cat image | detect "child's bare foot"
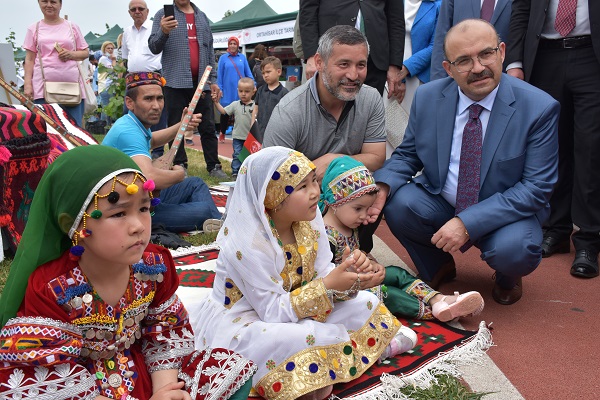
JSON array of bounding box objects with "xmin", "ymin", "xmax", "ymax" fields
[{"xmin": 430, "ymin": 291, "xmax": 484, "ymax": 322}]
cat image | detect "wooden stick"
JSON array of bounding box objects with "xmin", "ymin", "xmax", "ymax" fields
[
  {"xmin": 153, "ymin": 66, "xmax": 212, "ymax": 170},
  {"xmin": 0, "ymin": 75, "xmax": 85, "ymax": 147}
]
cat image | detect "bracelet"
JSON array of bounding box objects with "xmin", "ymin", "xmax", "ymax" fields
[{"xmin": 326, "ymin": 275, "xmax": 361, "ymax": 302}]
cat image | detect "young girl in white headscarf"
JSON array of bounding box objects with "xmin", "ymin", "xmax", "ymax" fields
[{"xmin": 193, "ymin": 147, "xmax": 417, "ymax": 400}]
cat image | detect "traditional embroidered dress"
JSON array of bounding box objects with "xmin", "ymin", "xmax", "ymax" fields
[
  {"xmin": 0, "ymin": 146, "xmax": 255, "ymax": 399},
  {"xmin": 321, "ymin": 156, "xmax": 439, "ymax": 320},
  {"xmin": 192, "ymin": 147, "xmax": 402, "ymax": 400}
]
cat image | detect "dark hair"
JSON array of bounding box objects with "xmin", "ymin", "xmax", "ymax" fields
[
  {"xmin": 125, "ymin": 86, "xmax": 140, "ymax": 101},
  {"xmin": 316, "ymin": 25, "xmax": 369, "ymax": 64},
  {"xmin": 250, "ymin": 44, "xmax": 268, "ymax": 60},
  {"xmin": 261, "ymin": 56, "xmax": 282, "ymax": 71}
]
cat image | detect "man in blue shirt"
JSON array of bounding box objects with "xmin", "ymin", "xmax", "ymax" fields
[{"xmin": 103, "ymin": 71, "xmax": 222, "ymax": 234}]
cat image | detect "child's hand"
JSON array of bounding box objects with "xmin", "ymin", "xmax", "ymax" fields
[
  {"xmin": 149, "ymin": 381, "xmax": 191, "ymax": 400},
  {"xmin": 211, "ymin": 92, "xmax": 219, "ymax": 103},
  {"xmin": 324, "ymin": 247, "xmax": 372, "ymax": 291}
]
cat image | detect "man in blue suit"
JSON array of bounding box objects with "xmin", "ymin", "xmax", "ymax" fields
[
  {"xmin": 370, "ymin": 20, "xmax": 560, "ymax": 305},
  {"xmin": 430, "ymin": 0, "xmax": 511, "ymax": 80}
]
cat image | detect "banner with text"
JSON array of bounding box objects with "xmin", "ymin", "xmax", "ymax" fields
[{"xmin": 213, "ymin": 20, "xmax": 295, "ymax": 48}]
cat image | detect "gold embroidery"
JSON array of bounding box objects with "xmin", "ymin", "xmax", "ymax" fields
[
  {"xmin": 255, "ymin": 303, "xmax": 401, "ymax": 400},
  {"xmin": 224, "ymin": 278, "xmax": 243, "ymax": 309},
  {"xmin": 290, "ymin": 279, "xmax": 332, "ymax": 321}
]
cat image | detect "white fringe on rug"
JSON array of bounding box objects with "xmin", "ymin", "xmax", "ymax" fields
[
  {"xmin": 169, "ymin": 243, "xmax": 220, "ymax": 258},
  {"xmin": 330, "ymin": 321, "xmax": 493, "ymax": 399}
]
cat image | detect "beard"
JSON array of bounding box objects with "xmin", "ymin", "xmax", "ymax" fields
[{"xmin": 321, "ymin": 68, "xmax": 363, "ymax": 101}]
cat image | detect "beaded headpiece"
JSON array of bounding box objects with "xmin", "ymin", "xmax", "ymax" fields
[
  {"xmin": 68, "ymin": 168, "xmax": 160, "ymax": 260},
  {"xmin": 319, "ymin": 156, "xmax": 378, "ymax": 212},
  {"xmin": 125, "ymin": 71, "xmax": 166, "ymax": 90},
  {"xmin": 264, "ymin": 150, "xmax": 316, "ymax": 209}
]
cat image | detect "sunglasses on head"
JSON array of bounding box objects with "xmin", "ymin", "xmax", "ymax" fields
[{"xmin": 129, "ymin": 7, "xmax": 146, "ymax": 12}]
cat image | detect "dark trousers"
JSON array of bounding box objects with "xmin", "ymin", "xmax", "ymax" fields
[
  {"xmin": 530, "ymin": 44, "xmax": 600, "ymax": 253},
  {"xmin": 385, "ymin": 183, "xmax": 543, "ymax": 288},
  {"xmin": 364, "ymin": 57, "xmax": 387, "ymax": 96},
  {"xmin": 163, "ymin": 85, "xmax": 221, "ymax": 172}
]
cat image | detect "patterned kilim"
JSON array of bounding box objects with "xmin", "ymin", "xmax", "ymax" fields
[{"xmin": 174, "ymin": 248, "xmax": 478, "ymax": 399}]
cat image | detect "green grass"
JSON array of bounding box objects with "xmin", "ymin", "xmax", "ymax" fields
[
  {"xmin": 0, "ymin": 145, "xmax": 229, "ymax": 296},
  {"xmin": 398, "ymin": 374, "xmax": 492, "ymax": 399}
]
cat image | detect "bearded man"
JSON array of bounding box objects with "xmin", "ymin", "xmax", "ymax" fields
[{"xmin": 263, "ymin": 25, "xmax": 385, "ymax": 182}]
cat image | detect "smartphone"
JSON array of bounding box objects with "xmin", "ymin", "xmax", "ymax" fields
[
  {"xmin": 164, "ymin": 4, "xmax": 175, "ymax": 18},
  {"xmin": 54, "ymin": 42, "xmax": 63, "ymax": 52}
]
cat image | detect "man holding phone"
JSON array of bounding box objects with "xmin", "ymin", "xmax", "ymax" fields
[{"xmin": 149, "ymin": 1, "xmax": 227, "ymax": 179}]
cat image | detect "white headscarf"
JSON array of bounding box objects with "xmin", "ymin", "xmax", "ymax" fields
[{"xmin": 217, "ymin": 146, "xmax": 335, "ymax": 292}]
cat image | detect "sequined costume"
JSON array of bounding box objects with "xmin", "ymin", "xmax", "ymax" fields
[
  {"xmin": 192, "ymin": 147, "xmax": 402, "ymax": 400},
  {"xmin": 0, "ymin": 146, "xmax": 254, "ymax": 400},
  {"xmin": 325, "ymin": 224, "xmax": 439, "ymax": 319},
  {"xmin": 0, "ymin": 244, "xmax": 254, "ymax": 399}
]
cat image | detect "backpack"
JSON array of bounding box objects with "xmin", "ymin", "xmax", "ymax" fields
[{"xmin": 252, "ymin": 59, "xmax": 265, "ymax": 87}]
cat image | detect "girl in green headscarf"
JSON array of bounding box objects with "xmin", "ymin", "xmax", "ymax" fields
[{"xmin": 0, "ymin": 145, "xmax": 254, "ymax": 400}]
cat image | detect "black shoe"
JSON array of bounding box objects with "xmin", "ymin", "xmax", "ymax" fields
[
  {"xmin": 420, "ymin": 260, "xmax": 456, "ymax": 290},
  {"xmin": 492, "ymin": 277, "xmax": 523, "ymax": 305},
  {"xmin": 570, "ymin": 249, "xmax": 599, "ymax": 278},
  {"xmin": 541, "ymin": 235, "xmax": 570, "ymax": 258}
]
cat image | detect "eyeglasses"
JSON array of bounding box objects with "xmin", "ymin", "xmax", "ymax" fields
[
  {"xmin": 129, "ymin": 7, "xmax": 146, "ymax": 12},
  {"xmin": 447, "ymin": 47, "xmax": 500, "ymax": 73}
]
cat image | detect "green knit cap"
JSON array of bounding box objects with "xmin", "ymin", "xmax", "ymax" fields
[{"xmin": 0, "ymin": 146, "xmax": 142, "ymax": 327}]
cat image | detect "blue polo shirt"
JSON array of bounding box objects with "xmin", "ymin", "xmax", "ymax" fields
[{"xmin": 103, "ymin": 111, "xmax": 153, "ymax": 159}]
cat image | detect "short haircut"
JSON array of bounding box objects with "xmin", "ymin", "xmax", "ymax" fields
[
  {"xmin": 443, "ymin": 19, "xmax": 501, "ymax": 60},
  {"xmin": 261, "ymin": 56, "xmax": 282, "ymax": 71},
  {"xmin": 316, "ymin": 25, "xmax": 370, "ymax": 64},
  {"xmin": 238, "ymin": 77, "xmax": 255, "ymax": 88},
  {"xmin": 125, "ymin": 86, "xmax": 140, "ymax": 101}
]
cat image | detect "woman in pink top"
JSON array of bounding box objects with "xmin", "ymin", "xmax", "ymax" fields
[{"xmin": 23, "ymin": 0, "xmax": 89, "ymax": 126}]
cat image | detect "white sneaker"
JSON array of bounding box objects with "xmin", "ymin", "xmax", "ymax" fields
[
  {"xmin": 202, "ymin": 218, "xmax": 222, "ymax": 233},
  {"xmin": 379, "ymin": 325, "xmax": 418, "ymax": 361}
]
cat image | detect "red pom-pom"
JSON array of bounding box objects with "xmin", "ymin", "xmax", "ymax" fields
[{"xmin": 143, "ymin": 180, "xmax": 156, "ymax": 192}]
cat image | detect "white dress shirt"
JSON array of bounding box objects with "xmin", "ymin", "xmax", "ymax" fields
[{"xmin": 122, "ymin": 19, "xmax": 162, "ymax": 72}]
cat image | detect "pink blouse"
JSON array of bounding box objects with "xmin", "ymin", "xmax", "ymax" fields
[{"xmin": 23, "ymin": 19, "xmax": 88, "ymax": 100}]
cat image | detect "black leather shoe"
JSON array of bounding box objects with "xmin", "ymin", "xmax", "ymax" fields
[
  {"xmin": 541, "ymin": 235, "xmax": 570, "ymax": 258},
  {"xmin": 492, "ymin": 277, "xmax": 522, "ymax": 305},
  {"xmin": 570, "ymin": 249, "xmax": 599, "ymax": 278},
  {"xmin": 420, "ymin": 260, "xmax": 456, "ymax": 290}
]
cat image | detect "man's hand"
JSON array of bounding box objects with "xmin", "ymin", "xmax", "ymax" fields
[
  {"xmin": 179, "ymin": 107, "xmax": 202, "ymax": 132},
  {"xmin": 312, "ymin": 153, "xmax": 339, "ymax": 183},
  {"xmin": 305, "ymin": 56, "xmax": 317, "ymax": 80},
  {"xmin": 365, "ymin": 183, "xmax": 389, "ymax": 224},
  {"xmin": 507, "ymin": 68, "xmax": 524, "ymax": 80},
  {"xmin": 161, "ymin": 15, "xmax": 178, "ymax": 35},
  {"xmin": 386, "ymin": 64, "xmax": 405, "ymax": 99},
  {"xmin": 210, "ymin": 83, "xmax": 221, "ymax": 100},
  {"xmin": 431, "ymin": 217, "xmax": 469, "ymax": 253}
]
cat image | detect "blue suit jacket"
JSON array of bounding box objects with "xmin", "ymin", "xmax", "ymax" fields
[
  {"xmin": 430, "ymin": 0, "xmax": 512, "ymax": 80},
  {"xmin": 374, "ymin": 74, "xmax": 560, "ymax": 241},
  {"xmin": 403, "ymin": 0, "xmax": 441, "ymax": 83}
]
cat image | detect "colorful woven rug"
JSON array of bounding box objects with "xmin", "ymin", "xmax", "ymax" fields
[{"xmin": 173, "ymin": 247, "xmax": 492, "ymax": 399}]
